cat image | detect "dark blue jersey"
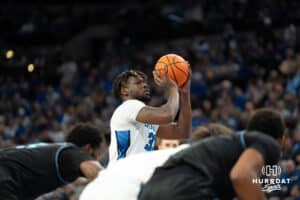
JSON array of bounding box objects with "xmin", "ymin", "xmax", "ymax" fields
[
  {"xmin": 140, "ymin": 131, "xmax": 281, "ymax": 200},
  {"xmin": 0, "ymin": 143, "xmax": 93, "ymax": 200}
]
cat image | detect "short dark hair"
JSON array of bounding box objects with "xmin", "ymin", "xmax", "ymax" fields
[
  {"xmin": 247, "ymin": 108, "xmax": 285, "ymax": 139},
  {"xmin": 66, "ymin": 123, "xmax": 103, "ymax": 149},
  {"xmin": 113, "ymin": 70, "xmax": 147, "ymax": 100}
]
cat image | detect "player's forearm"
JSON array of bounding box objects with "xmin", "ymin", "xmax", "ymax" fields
[
  {"xmin": 176, "ymin": 92, "xmax": 192, "ymax": 138},
  {"xmin": 163, "ymin": 87, "xmax": 179, "ymax": 121},
  {"xmin": 80, "ymin": 161, "xmax": 103, "ymax": 181},
  {"xmin": 231, "ymin": 175, "xmax": 266, "ymax": 200}
]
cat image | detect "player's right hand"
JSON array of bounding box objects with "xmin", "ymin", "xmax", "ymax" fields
[{"xmin": 153, "ymin": 69, "xmax": 177, "ymax": 91}]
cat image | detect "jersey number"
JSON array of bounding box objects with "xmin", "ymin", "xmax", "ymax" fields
[{"xmin": 144, "ymin": 132, "xmax": 156, "ymax": 151}]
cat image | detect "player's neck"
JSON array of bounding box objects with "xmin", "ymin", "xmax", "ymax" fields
[{"xmin": 122, "ymin": 96, "xmax": 135, "ymax": 101}]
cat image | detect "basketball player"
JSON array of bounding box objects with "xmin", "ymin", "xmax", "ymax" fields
[
  {"xmin": 139, "ymin": 108, "xmax": 286, "ymax": 200},
  {"xmin": 79, "ymin": 124, "xmax": 232, "ymax": 200},
  {"xmin": 0, "ymin": 123, "xmax": 105, "ymax": 200},
  {"xmin": 109, "ymin": 69, "xmax": 192, "ymax": 163}
]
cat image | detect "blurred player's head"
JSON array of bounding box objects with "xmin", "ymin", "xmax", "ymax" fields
[
  {"xmin": 66, "ymin": 123, "xmax": 105, "ymax": 161},
  {"xmin": 190, "ymin": 123, "xmax": 233, "ymax": 143},
  {"xmin": 247, "ymin": 108, "xmax": 285, "ymax": 140},
  {"xmin": 157, "ymin": 139, "xmax": 180, "ymax": 150},
  {"xmin": 113, "ymin": 70, "xmax": 150, "ymax": 102}
]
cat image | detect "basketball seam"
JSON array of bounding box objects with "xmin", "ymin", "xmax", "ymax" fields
[
  {"xmin": 157, "ymin": 61, "xmax": 169, "ymax": 66},
  {"xmin": 173, "ymin": 63, "xmax": 189, "ymax": 77},
  {"xmin": 169, "ymin": 55, "xmax": 178, "ymax": 85}
]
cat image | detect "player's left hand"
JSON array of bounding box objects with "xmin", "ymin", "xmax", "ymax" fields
[{"xmin": 179, "ymin": 63, "xmax": 191, "ymax": 94}]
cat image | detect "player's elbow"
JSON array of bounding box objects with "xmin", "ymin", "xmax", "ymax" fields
[
  {"xmin": 230, "ymin": 170, "xmax": 239, "ymax": 183},
  {"xmin": 230, "ymin": 168, "xmax": 253, "ymax": 186},
  {"xmin": 230, "ymin": 169, "xmax": 245, "ymax": 185},
  {"xmin": 160, "ymin": 112, "xmax": 174, "ymax": 124},
  {"xmin": 80, "ymin": 161, "xmax": 102, "ymax": 181}
]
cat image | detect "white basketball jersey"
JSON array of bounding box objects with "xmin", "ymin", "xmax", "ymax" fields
[
  {"xmin": 109, "ymin": 99, "xmax": 159, "ymax": 164},
  {"xmin": 80, "ymin": 145, "xmax": 189, "ymax": 200}
]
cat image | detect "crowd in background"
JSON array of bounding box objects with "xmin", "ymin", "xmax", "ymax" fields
[
  {"xmin": 0, "ymin": 24, "xmax": 299, "ymax": 199},
  {"xmin": 1, "ymin": 1, "xmax": 300, "ymax": 199}
]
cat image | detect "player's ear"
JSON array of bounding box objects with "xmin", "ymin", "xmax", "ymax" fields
[
  {"xmin": 81, "ymin": 144, "xmax": 93, "ymax": 154},
  {"xmin": 121, "ymin": 87, "xmax": 129, "ymax": 97}
]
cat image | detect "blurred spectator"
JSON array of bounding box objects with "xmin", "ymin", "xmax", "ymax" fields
[
  {"xmin": 157, "ymin": 139, "xmax": 180, "ymax": 150},
  {"xmin": 280, "ymin": 160, "xmax": 300, "ymax": 197}
]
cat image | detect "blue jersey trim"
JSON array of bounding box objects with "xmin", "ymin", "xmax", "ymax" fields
[
  {"xmin": 115, "ymin": 130, "xmax": 130, "ymax": 159},
  {"xmin": 55, "ymin": 144, "xmax": 71, "ymax": 185},
  {"xmin": 239, "ymin": 131, "xmax": 247, "ymax": 149}
]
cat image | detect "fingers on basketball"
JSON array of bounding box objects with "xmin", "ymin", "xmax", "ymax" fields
[{"xmin": 155, "ymin": 54, "xmax": 189, "ymax": 87}]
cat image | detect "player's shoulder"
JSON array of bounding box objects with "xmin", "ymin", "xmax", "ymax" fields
[
  {"xmin": 115, "ymin": 99, "xmax": 145, "ymax": 112},
  {"xmin": 123, "ymin": 99, "xmax": 145, "ymax": 106},
  {"xmin": 245, "ymin": 131, "xmax": 275, "ymax": 140},
  {"xmin": 244, "ymin": 131, "xmax": 280, "ymax": 147}
]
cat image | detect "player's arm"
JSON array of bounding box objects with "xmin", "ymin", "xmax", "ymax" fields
[
  {"xmin": 80, "ymin": 160, "xmax": 103, "ymax": 181},
  {"xmin": 230, "ymin": 148, "xmax": 266, "ymax": 200},
  {"xmin": 156, "ymin": 72, "xmax": 192, "ymax": 139},
  {"xmin": 136, "ymin": 70, "xmax": 179, "ymax": 124},
  {"xmin": 60, "ymin": 147, "xmax": 103, "ymax": 182}
]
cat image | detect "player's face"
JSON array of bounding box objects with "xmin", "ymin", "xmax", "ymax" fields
[
  {"xmin": 126, "ymin": 75, "xmax": 151, "ymax": 102},
  {"xmin": 158, "ymin": 139, "xmax": 180, "ymax": 150}
]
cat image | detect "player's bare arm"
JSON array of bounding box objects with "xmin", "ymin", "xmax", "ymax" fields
[
  {"xmin": 80, "ymin": 160, "xmax": 103, "ymax": 181},
  {"xmin": 230, "ymin": 148, "xmax": 266, "ymax": 200},
  {"xmin": 136, "ymin": 70, "xmax": 179, "ymax": 124},
  {"xmin": 156, "ymin": 68, "xmax": 192, "ymax": 139}
]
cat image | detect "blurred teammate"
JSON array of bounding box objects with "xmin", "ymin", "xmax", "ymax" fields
[
  {"xmin": 0, "ymin": 123, "xmax": 105, "ymax": 200},
  {"xmin": 139, "ymin": 108, "xmax": 286, "ymax": 200},
  {"xmin": 109, "ymin": 69, "xmax": 192, "ymax": 163},
  {"xmin": 80, "ymin": 123, "xmax": 231, "ymax": 200}
]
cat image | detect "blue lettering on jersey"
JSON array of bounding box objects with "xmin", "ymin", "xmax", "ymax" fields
[
  {"xmin": 144, "ymin": 132, "xmax": 156, "ymax": 151},
  {"xmin": 144, "ymin": 124, "xmax": 156, "ymax": 132},
  {"xmin": 144, "ymin": 124, "xmax": 157, "ymax": 151},
  {"xmin": 115, "ymin": 130, "xmax": 130, "ymax": 159}
]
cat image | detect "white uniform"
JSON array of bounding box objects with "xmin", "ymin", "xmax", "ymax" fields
[
  {"xmin": 80, "ymin": 145, "xmax": 189, "ymax": 200},
  {"xmin": 109, "ymin": 99, "xmax": 159, "ymax": 164}
]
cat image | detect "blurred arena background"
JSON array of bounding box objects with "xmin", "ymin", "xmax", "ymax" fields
[{"xmin": 1, "ymin": 0, "xmax": 300, "ymax": 199}]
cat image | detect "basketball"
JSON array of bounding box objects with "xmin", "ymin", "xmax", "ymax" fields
[{"xmin": 155, "ymin": 54, "xmax": 189, "ymax": 87}]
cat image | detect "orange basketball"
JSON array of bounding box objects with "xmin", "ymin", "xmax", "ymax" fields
[{"xmin": 155, "ymin": 54, "xmax": 189, "ymax": 87}]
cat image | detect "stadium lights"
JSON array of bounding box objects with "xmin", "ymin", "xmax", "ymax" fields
[
  {"xmin": 27, "ymin": 64, "xmax": 34, "ymax": 72},
  {"xmin": 6, "ymin": 50, "xmax": 14, "ymax": 59}
]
